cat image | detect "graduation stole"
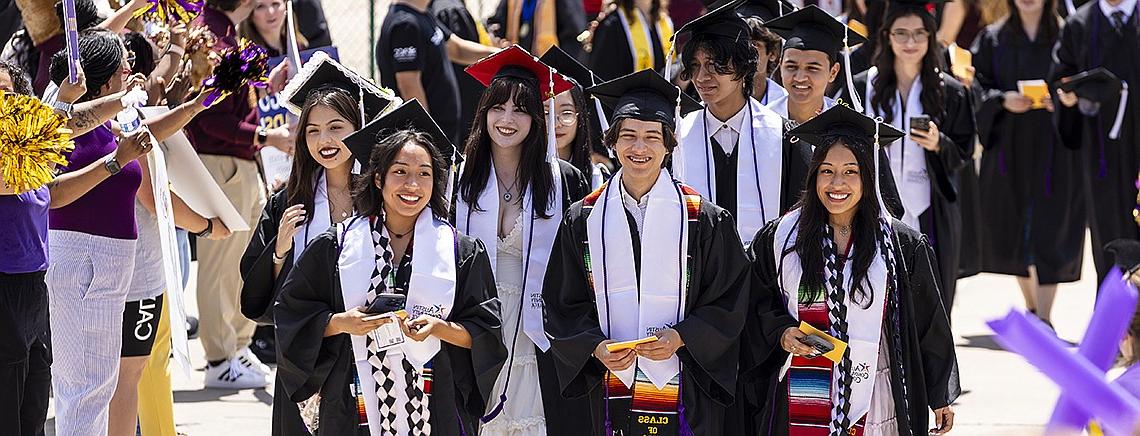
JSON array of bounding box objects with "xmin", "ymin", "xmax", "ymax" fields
[
  {"xmin": 675, "ymin": 99, "xmax": 783, "ymax": 244},
  {"xmin": 773, "ymin": 208, "xmax": 896, "ymax": 436},
  {"xmin": 581, "ymin": 170, "xmax": 701, "ymax": 435},
  {"xmin": 862, "ymin": 67, "xmax": 930, "ymax": 230},
  {"xmin": 336, "ymin": 211, "xmax": 457, "ymax": 436},
  {"xmin": 506, "ymin": 0, "xmax": 557, "ymax": 54},
  {"xmin": 616, "ymin": 7, "xmax": 673, "ymax": 71},
  {"xmin": 292, "ymin": 171, "xmax": 333, "ymax": 265}
]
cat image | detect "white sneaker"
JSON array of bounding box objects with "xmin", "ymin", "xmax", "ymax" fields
[
  {"xmin": 236, "ymin": 347, "xmax": 273, "ymax": 378},
  {"xmin": 204, "ymin": 358, "xmax": 270, "ymax": 390}
]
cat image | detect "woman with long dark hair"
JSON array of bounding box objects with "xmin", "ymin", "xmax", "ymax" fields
[
  {"xmin": 240, "ymin": 54, "xmax": 396, "ymax": 434},
  {"xmin": 743, "ymin": 105, "xmax": 959, "ymax": 436},
  {"xmin": 587, "ymin": 0, "xmax": 674, "ymax": 81},
  {"xmin": 971, "ymin": 0, "xmax": 1082, "ymax": 326},
  {"xmin": 275, "ymin": 102, "xmax": 506, "ymax": 435},
  {"xmin": 835, "ymin": 0, "xmax": 977, "ymax": 313},
  {"xmin": 540, "ymin": 46, "xmax": 612, "ymax": 190},
  {"xmin": 456, "ymin": 46, "xmax": 590, "ymax": 435},
  {"xmin": 238, "ymin": 0, "xmax": 308, "ymax": 57}
]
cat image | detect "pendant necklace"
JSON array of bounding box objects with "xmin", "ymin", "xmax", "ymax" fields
[
  {"xmin": 838, "ymin": 225, "xmax": 850, "ymax": 236},
  {"xmin": 495, "ymin": 169, "xmax": 521, "ymax": 203},
  {"xmin": 388, "ymin": 226, "xmax": 413, "ymax": 239}
]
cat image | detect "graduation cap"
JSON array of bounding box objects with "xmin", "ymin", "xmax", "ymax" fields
[
  {"xmin": 885, "ymin": 0, "xmax": 948, "ymax": 17},
  {"xmin": 1055, "ymin": 67, "xmax": 1130, "ymax": 140},
  {"xmin": 676, "ymin": 0, "xmax": 751, "ymax": 41},
  {"xmin": 1106, "ymin": 239, "xmax": 1140, "ymax": 275},
  {"xmin": 788, "ymin": 104, "xmax": 905, "ymax": 213},
  {"xmin": 343, "ymin": 99, "xmax": 461, "ymax": 170},
  {"xmin": 736, "ymin": 0, "xmax": 797, "ymax": 21},
  {"xmin": 539, "ymin": 46, "xmax": 601, "ymax": 88},
  {"xmin": 279, "ymin": 51, "xmax": 397, "ymax": 123},
  {"xmin": 464, "ymin": 44, "xmax": 573, "ymax": 100},
  {"xmin": 587, "ymin": 69, "xmax": 702, "ymax": 131},
  {"xmin": 764, "ymin": 5, "xmax": 868, "ymax": 111}
]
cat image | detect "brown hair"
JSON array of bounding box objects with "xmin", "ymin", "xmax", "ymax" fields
[
  {"xmin": 285, "ymin": 88, "xmax": 363, "ymax": 223},
  {"xmin": 354, "ymin": 130, "xmax": 451, "ymax": 221},
  {"xmin": 602, "ymin": 118, "xmax": 679, "ymax": 168}
]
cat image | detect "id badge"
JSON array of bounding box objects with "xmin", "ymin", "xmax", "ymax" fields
[{"xmin": 368, "ymin": 314, "xmax": 405, "ymax": 352}]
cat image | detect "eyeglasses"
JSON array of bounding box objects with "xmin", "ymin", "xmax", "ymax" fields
[
  {"xmin": 543, "ymin": 109, "xmax": 578, "ymax": 125},
  {"xmin": 889, "ymin": 29, "xmax": 931, "ymax": 43}
]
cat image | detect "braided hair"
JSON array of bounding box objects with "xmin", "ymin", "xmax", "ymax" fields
[
  {"xmin": 0, "ymin": 61, "xmax": 34, "ymax": 96},
  {"xmin": 49, "ymin": 28, "xmax": 125, "ymax": 103},
  {"xmin": 53, "ymin": 0, "xmax": 104, "ymax": 32}
]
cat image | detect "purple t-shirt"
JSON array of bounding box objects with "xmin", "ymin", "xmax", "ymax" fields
[
  {"xmin": 48, "ymin": 124, "xmax": 143, "ymax": 240},
  {"xmin": 0, "ymin": 187, "xmax": 50, "ymax": 273}
]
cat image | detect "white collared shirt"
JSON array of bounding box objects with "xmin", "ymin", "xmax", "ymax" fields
[
  {"xmin": 620, "ymin": 181, "xmax": 650, "ymax": 236},
  {"xmin": 706, "ymin": 103, "xmax": 749, "ymax": 155},
  {"xmin": 1101, "ymin": 0, "xmax": 1136, "ymax": 21}
]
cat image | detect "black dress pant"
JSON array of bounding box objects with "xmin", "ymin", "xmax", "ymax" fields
[{"xmin": 0, "ymin": 271, "xmax": 52, "ymax": 436}]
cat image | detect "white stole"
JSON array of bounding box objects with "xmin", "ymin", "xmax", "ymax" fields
[
  {"xmin": 760, "ymin": 78, "xmax": 788, "ymax": 106},
  {"xmin": 585, "ymin": 170, "xmax": 689, "ymax": 389},
  {"xmin": 454, "ymin": 160, "xmax": 563, "ymax": 351},
  {"xmin": 767, "ymin": 94, "xmax": 837, "ymax": 123},
  {"xmin": 863, "ymin": 67, "xmax": 931, "ymax": 229},
  {"xmin": 772, "ymin": 208, "xmax": 889, "ymax": 428},
  {"xmin": 674, "ymin": 98, "xmax": 783, "ymax": 244},
  {"xmin": 337, "ymin": 211, "xmax": 457, "ymax": 435},
  {"xmin": 292, "ymin": 172, "xmax": 332, "ymax": 265}
]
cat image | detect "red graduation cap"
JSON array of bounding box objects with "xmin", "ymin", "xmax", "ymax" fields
[{"xmin": 464, "ymin": 44, "xmax": 574, "ymax": 100}]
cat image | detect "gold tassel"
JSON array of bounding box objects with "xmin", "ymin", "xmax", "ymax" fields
[{"xmin": 0, "ymin": 93, "xmax": 74, "ymax": 193}]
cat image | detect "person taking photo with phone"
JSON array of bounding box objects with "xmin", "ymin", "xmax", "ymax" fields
[{"xmin": 834, "ymin": 0, "xmax": 978, "ymax": 314}]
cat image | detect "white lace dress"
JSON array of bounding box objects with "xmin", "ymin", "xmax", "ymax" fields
[
  {"xmin": 863, "ymin": 333, "xmax": 899, "ymax": 435},
  {"xmin": 481, "ymin": 214, "xmax": 547, "ymax": 435}
]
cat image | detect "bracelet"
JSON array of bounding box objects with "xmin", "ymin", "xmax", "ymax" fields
[{"xmin": 272, "ymin": 250, "xmax": 288, "ymax": 265}]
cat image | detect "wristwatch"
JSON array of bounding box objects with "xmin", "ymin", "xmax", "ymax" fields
[
  {"xmin": 256, "ymin": 126, "xmax": 269, "ymax": 145},
  {"xmin": 103, "ymin": 155, "xmax": 122, "ymax": 176},
  {"xmin": 52, "ymin": 100, "xmax": 74, "ymax": 118},
  {"xmin": 194, "ymin": 218, "xmax": 214, "ymax": 238}
]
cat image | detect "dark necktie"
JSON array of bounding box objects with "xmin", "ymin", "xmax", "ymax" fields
[{"xmin": 1112, "ymin": 10, "xmax": 1127, "ymax": 34}]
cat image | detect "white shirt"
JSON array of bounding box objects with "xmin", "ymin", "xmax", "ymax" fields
[
  {"xmin": 620, "ymin": 181, "xmax": 650, "ymax": 235},
  {"xmin": 706, "ymin": 103, "xmax": 749, "ymax": 155},
  {"xmin": 1101, "ymin": 0, "xmax": 1136, "ymax": 21}
]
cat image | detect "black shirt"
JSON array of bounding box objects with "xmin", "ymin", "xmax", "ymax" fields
[
  {"xmin": 377, "ymin": 3, "xmax": 462, "ymax": 144},
  {"xmin": 431, "ymin": 0, "xmax": 484, "ymax": 139}
]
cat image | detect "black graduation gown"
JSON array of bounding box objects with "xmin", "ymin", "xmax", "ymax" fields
[
  {"xmin": 1049, "ymin": 1, "xmax": 1140, "ymax": 284},
  {"xmin": 837, "ymin": 72, "xmax": 977, "ymax": 312},
  {"xmin": 274, "ymin": 229, "xmax": 507, "ymax": 435},
  {"xmin": 972, "ymin": 23, "xmax": 1086, "ymax": 284},
  {"xmin": 588, "ymin": 9, "xmax": 667, "ymax": 81},
  {"xmin": 432, "ymin": 0, "xmax": 487, "ymax": 138},
  {"xmin": 542, "ymin": 188, "xmax": 751, "ymax": 435},
  {"xmin": 705, "ymin": 128, "xmax": 813, "ymax": 226},
  {"xmin": 734, "ymin": 217, "xmax": 961, "ymax": 436},
  {"xmin": 488, "ymin": 0, "xmax": 588, "ymax": 58}
]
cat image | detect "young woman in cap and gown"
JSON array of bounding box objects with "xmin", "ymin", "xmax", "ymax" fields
[
  {"xmin": 539, "ymin": 46, "xmax": 614, "ymax": 190},
  {"xmin": 456, "ymin": 46, "xmax": 592, "ymax": 435},
  {"xmin": 543, "ymin": 69, "xmax": 752, "ymax": 435},
  {"xmin": 587, "ymin": 0, "xmax": 674, "ymax": 81},
  {"xmin": 671, "ymin": 0, "xmax": 812, "ymax": 246},
  {"xmin": 273, "ymin": 101, "xmax": 507, "ymax": 435},
  {"xmin": 240, "ymin": 53, "xmax": 398, "ymax": 436},
  {"xmin": 743, "ymin": 104, "xmax": 959, "ymax": 436},
  {"xmin": 834, "ymin": 0, "xmax": 978, "ymax": 313},
  {"xmin": 971, "ymin": 0, "xmax": 1084, "ymax": 326}
]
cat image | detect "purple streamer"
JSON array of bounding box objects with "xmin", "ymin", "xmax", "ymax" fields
[
  {"xmin": 62, "ymin": 0, "xmax": 79, "ymax": 84},
  {"xmin": 1049, "ymin": 267, "xmax": 1139, "ymax": 432},
  {"xmin": 988, "ymin": 310, "xmax": 1140, "ymax": 435}
]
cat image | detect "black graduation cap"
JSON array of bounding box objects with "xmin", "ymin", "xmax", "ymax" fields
[
  {"xmin": 1055, "ymin": 67, "xmax": 1124, "ymax": 100},
  {"xmin": 736, "ymin": 0, "xmax": 797, "ymax": 21},
  {"xmin": 587, "ymin": 69, "xmax": 703, "ymax": 130},
  {"xmin": 465, "ymin": 45, "xmax": 573, "ymax": 99},
  {"xmin": 1106, "ymin": 239, "xmax": 1140, "ymax": 274},
  {"xmin": 885, "ymin": 0, "xmax": 948, "ymax": 17},
  {"xmin": 763, "ymin": 5, "xmax": 867, "ymax": 57},
  {"xmin": 539, "ymin": 45, "xmax": 601, "ymax": 88},
  {"xmin": 343, "ymin": 99, "xmax": 461, "ymax": 169},
  {"xmin": 676, "ymin": 0, "xmax": 751, "ymax": 41},
  {"xmin": 786, "ymin": 103, "xmax": 905, "ymax": 148},
  {"xmin": 280, "ymin": 51, "xmax": 396, "ymax": 122}
]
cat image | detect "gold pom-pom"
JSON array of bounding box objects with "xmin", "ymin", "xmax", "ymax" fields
[{"xmin": 0, "ymin": 93, "xmax": 74, "ymax": 193}]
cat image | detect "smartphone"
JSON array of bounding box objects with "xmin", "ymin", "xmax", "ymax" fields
[
  {"xmin": 909, "ymin": 115, "xmax": 931, "ymax": 132},
  {"xmin": 365, "ymin": 293, "xmax": 406, "ymax": 315},
  {"xmin": 798, "ymin": 335, "xmax": 835, "ymax": 355}
]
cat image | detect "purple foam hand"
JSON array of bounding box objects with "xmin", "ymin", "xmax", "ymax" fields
[
  {"xmin": 1050, "ymin": 267, "xmax": 1139, "ymax": 432},
  {"xmin": 988, "ymin": 310, "xmax": 1140, "ymax": 435}
]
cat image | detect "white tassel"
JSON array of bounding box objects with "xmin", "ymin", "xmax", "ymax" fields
[
  {"xmin": 843, "ymin": 31, "xmax": 863, "ymax": 113},
  {"xmin": 672, "ymin": 88, "xmax": 685, "ymax": 179},
  {"xmin": 548, "ymin": 65, "xmax": 558, "ymax": 161},
  {"xmin": 664, "ymin": 38, "xmax": 678, "ymax": 82},
  {"xmin": 873, "ymin": 116, "xmax": 886, "ymax": 214},
  {"xmin": 1110, "ymin": 81, "xmax": 1129, "ymax": 140}
]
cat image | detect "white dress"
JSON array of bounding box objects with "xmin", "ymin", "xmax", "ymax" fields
[
  {"xmin": 481, "ymin": 214, "xmax": 547, "ymax": 435},
  {"xmin": 863, "ymin": 332, "xmax": 899, "ymax": 435}
]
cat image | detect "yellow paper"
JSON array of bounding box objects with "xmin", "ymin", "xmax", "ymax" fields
[
  {"xmin": 606, "ymin": 336, "xmax": 659, "ymax": 352},
  {"xmin": 798, "ymin": 321, "xmax": 848, "ymax": 363},
  {"xmin": 1018, "ymin": 80, "xmax": 1049, "ymax": 109},
  {"xmin": 949, "ymin": 43, "xmax": 973, "ymax": 82},
  {"xmin": 848, "ymin": 20, "xmax": 868, "ymax": 39}
]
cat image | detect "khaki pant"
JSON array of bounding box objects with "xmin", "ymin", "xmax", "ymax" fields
[{"xmin": 196, "ymin": 155, "xmax": 265, "ymax": 362}]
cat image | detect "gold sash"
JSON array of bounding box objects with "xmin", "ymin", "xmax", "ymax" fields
[{"xmin": 622, "ymin": 8, "xmax": 673, "ymax": 71}]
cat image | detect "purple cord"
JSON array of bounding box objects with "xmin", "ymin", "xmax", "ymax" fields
[{"xmin": 677, "ymin": 375, "xmax": 693, "ymax": 436}]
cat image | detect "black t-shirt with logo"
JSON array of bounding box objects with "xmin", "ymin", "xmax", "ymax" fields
[{"xmin": 377, "ymin": 3, "xmax": 461, "ymax": 143}]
